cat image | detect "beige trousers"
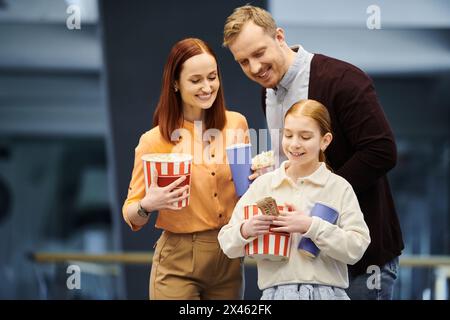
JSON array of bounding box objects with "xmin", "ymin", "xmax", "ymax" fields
[{"xmin": 150, "ymin": 229, "xmax": 244, "ymax": 300}]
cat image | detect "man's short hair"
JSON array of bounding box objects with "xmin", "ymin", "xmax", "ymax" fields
[{"xmin": 223, "ymin": 5, "xmax": 277, "ymax": 47}]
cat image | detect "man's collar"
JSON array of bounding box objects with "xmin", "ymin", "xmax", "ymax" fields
[
  {"xmin": 273, "ymin": 45, "xmax": 311, "ymax": 102},
  {"xmin": 277, "ymin": 45, "xmax": 308, "ymax": 91}
]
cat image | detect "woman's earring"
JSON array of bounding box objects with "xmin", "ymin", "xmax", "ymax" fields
[{"xmin": 174, "ymin": 86, "xmax": 178, "ymax": 92}]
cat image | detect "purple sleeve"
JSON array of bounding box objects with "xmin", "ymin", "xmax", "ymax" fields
[{"xmin": 333, "ymin": 69, "xmax": 397, "ymax": 192}]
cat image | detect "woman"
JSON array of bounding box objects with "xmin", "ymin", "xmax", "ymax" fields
[{"xmin": 122, "ymin": 38, "xmax": 249, "ymax": 299}]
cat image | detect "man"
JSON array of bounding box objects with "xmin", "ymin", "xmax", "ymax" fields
[{"xmin": 223, "ymin": 5, "xmax": 404, "ymax": 300}]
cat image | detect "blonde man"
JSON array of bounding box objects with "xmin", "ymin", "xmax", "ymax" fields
[{"xmin": 222, "ymin": 5, "xmax": 404, "ymax": 300}]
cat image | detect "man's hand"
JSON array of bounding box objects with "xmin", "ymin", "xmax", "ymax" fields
[{"xmin": 248, "ymin": 164, "xmax": 274, "ymax": 181}]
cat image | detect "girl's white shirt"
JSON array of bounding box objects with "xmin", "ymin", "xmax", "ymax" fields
[{"xmin": 218, "ymin": 161, "xmax": 370, "ymax": 290}]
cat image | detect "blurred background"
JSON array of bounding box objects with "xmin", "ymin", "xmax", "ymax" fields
[{"xmin": 0, "ymin": 0, "xmax": 448, "ymax": 300}]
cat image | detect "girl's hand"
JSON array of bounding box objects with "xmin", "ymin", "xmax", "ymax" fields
[
  {"xmin": 271, "ymin": 202, "xmax": 313, "ymax": 234},
  {"xmin": 241, "ymin": 215, "xmax": 275, "ymax": 239},
  {"xmin": 140, "ymin": 169, "xmax": 190, "ymax": 212}
]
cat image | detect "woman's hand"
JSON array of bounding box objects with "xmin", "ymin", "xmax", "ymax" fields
[
  {"xmin": 241, "ymin": 215, "xmax": 275, "ymax": 239},
  {"xmin": 271, "ymin": 202, "xmax": 313, "ymax": 234},
  {"xmin": 140, "ymin": 169, "xmax": 190, "ymax": 212}
]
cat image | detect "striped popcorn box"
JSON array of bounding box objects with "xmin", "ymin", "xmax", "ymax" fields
[
  {"xmin": 142, "ymin": 153, "xmax": 192, "ymax": 208},
  {"xmin": 244, "ymin": 204, "xmax": 292, "ymax": 261}
]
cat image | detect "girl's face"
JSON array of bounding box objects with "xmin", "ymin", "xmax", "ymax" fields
[
  {"xmin": 176, "ymin": 53, "xmax": 220, "ymax": 113},
  {"xmin": 282, "ymin": 113, "xmax": 332, "ymax": 169}
]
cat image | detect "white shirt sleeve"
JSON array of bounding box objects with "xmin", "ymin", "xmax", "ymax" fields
[{"xmin": 302, "ymin": 184, "xmax": 371, "ymax": 265}]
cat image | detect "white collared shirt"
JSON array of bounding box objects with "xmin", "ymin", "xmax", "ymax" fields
[
  {"xmin": 218, "ymin": 162, "xmax": 370, "ymax": 290},
  {"xmin": 266, "ymin": 45, "xmax": 314, "ymax": 166}
]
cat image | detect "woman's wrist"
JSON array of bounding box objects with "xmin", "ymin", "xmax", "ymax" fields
[
  {"xmin": 137, "ymin": 199, "xmax": 152, "ymax": 218},
  {"xmin": 141, "ymin": 197, "xmax": 155, "ymax": 212}
]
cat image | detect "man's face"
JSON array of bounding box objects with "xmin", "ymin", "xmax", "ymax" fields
[{"xmin": 228, "ymin": 21, "xmax": 288, "ymax": 89}]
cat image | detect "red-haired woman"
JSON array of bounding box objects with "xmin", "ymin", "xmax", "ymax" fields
[{"xmin": 122, "ymin": 38, "xmax": 249, "ymax": 299}]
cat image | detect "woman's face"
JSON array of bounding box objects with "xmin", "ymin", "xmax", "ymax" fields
[{"xmin": 176, "ymin": 52, "xmax": 220, "ymax": 113}]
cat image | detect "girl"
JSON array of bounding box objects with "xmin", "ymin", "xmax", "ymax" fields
[
  {"xmin": 218, "ymin": 99, "xmax": 370, "ymax": 300},
  {"xmin": 123, "ymin": 38, "xmax": 249, "ymax": 299}
]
